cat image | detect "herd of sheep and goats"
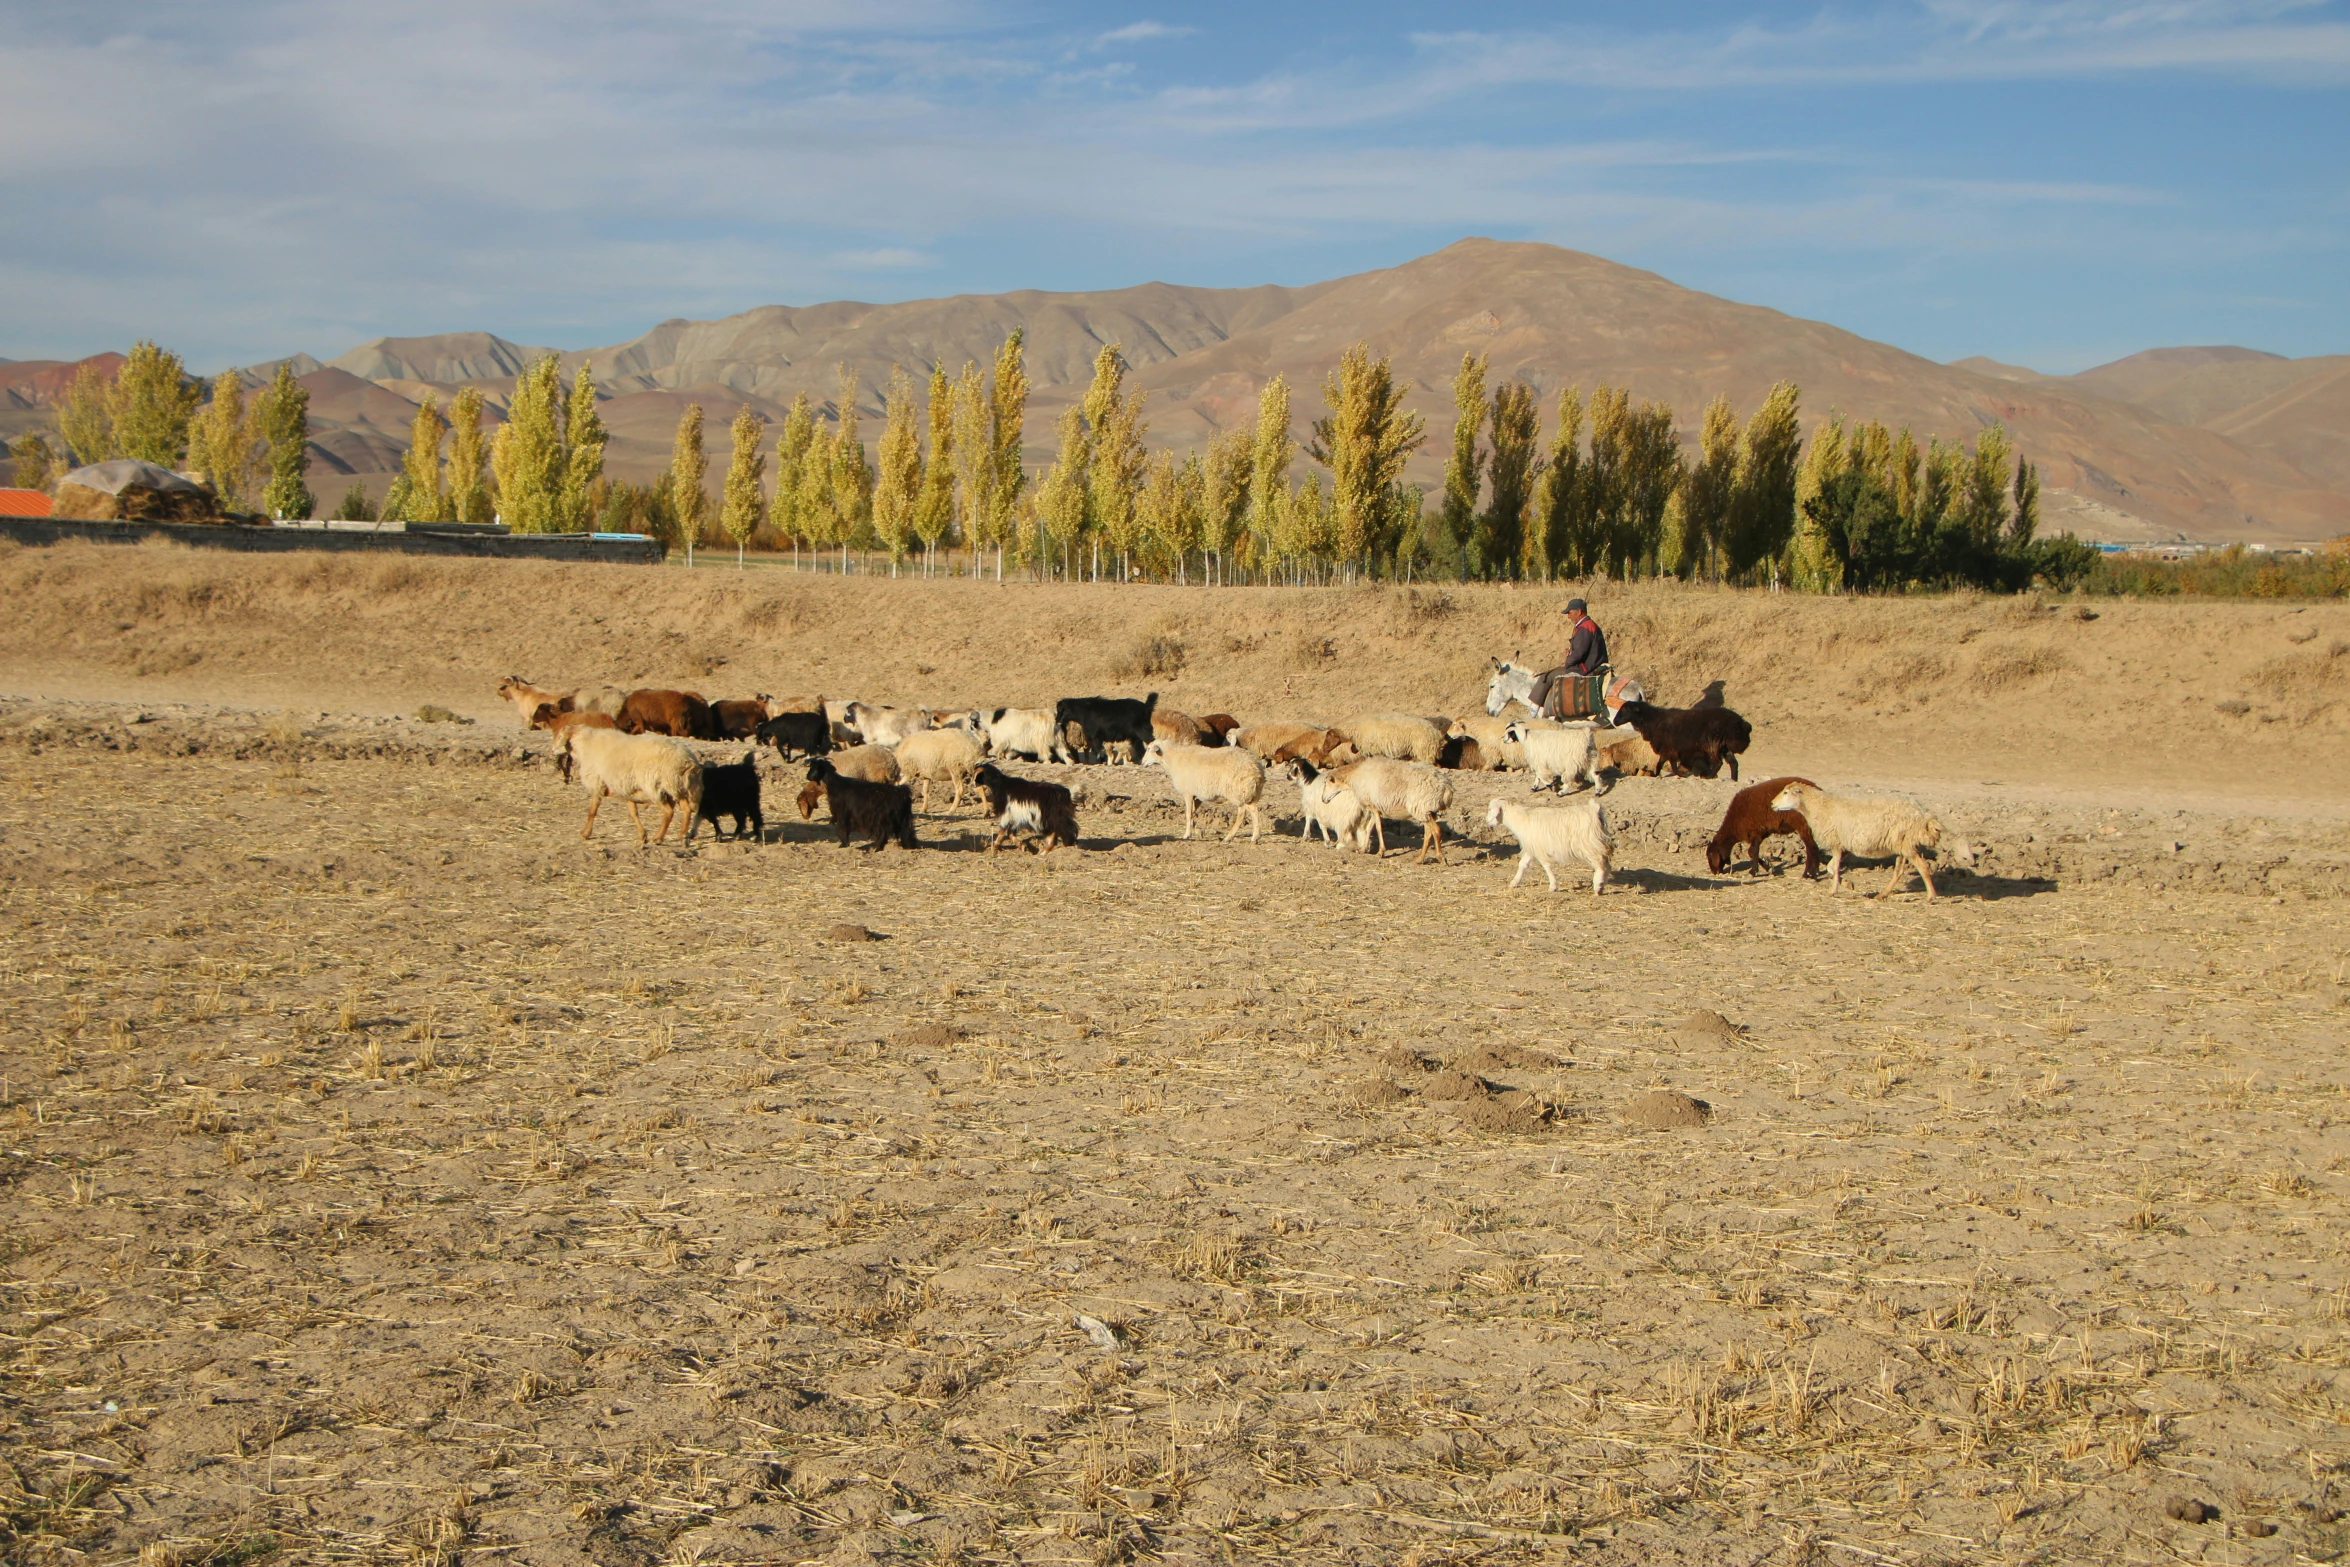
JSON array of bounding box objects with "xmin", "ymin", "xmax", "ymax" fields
[{"xmin": 496, "ymin": 658, "xmax": 1967, "ymax": 902}]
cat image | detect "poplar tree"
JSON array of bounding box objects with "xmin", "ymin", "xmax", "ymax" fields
[
  {"xmin": 721, "ymin": 406, "xmax": 767, "ymax": 568},
  {"xmin": 386, "ymin": 393, "xmax": 449, "ymax": 522},
  {"xmin": 446, "ymin": 387, "xmax": 490, "ymax": 526},
  {"xmin": 1081, "ymin": 344, "xmax": 1151, "ymax": 581},
  {"xmin": 771, "ymin": 392, "xmax": 818, "ymax": 561},
  {"xmin": 1681, "ymin": 395, "xmax": 1740, "ymax": 582},
  {"xmin": 1957, "ymin": 425, "xmax": 2013, "ymax": 545},
  {"xmin": 872, "ymin": 366, "xmax": 922, "ymax": 574},
  {"xmin": 1036, "ymin": 407, "xmax": 1089, "ymax": 579},
  {"xmin": 1788, "ymin": 413, "xmax": 1847, "ymax": 592},
  {"xmin": 1477, "ymin": 380, "xmax": 1538, "ymax": 580},
  {"xmin": 1533, "ymin": 388, "xmax": 1586, "ymax": 577},
  {"xmin": 493, "ymin": 358, "xmax": 566, "ymax": 533},
  {"xmin": 914, "ymin": 363, "xmax": 955, "ymax": 572},
  {"xmin": 186, "ymin": 372, "xmax": 261, "ymax": 508},
  {"xmin": 109, "ymin": 342, "xmax": 201, "ymax": 467},
  {"xmin": 1441, "ymin": 352, "xmax": 1487, "ymax": 570},
  {"xmin": 1311, "ymin": 345, "xmax": 1422, "ymax": 577},
  {"xmin": 1247, "ymin": 376, "xmax": 1292, "ymax": 579},
  {"xmin": 59, "ymin": 361, "xmax": 117, "ymax": 466},
  {"xmin": 985, "ymin": 330, "xmax": 1028, "ymax": 579},
  {"xmin": 669, "ymin": 403, "xmax": 708, "ymax": 562},
  {"xmin": 947, "ymin": 362, "xmax": 990, "ymax": 571},
  {"xmin": 1726, "ymin": 381, "xmax": 1803, "ymax": 583},
  {"xmin": 1621, "ymin": 398, "xmax": 1684, "ymax": 574},
  {"xmin": 1202, "ymin": 425, "xmax": 1252, "ymax": 585},
  {"xmin": 562, "ymin": 365, "xmax": 607, "ymax": 531},
  {"xmin": 257, "ymin": 363, "xmax": 313, "ymax": 520},
  {"xmin": 9, "ymin": 433, "xmax": 59, "ymax": 493},
  {"xmin": 829, "ymin": 368, "xmax": 874, "ymax": 564},
  {"xmin": 2011, "ymin": 454, "xmax": 2040, "ymax": 546}
]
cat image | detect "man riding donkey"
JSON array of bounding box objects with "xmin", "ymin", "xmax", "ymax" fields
[{"xmin": 1528, "ymin": 598, "xmax": 1611, "ymax": 720}]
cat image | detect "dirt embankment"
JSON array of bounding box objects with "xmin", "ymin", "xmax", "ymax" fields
[{"xmin": 2, "ymin": 538, "xmax": 2346, "ymax": 812}]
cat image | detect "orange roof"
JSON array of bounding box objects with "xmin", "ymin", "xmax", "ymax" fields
[{"xmin": 0, "ymin": 488, "xmax": 55, "ymax": 518}]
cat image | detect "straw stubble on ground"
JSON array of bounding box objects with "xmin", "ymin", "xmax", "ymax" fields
[{"xmin": 3, "ymin": 738, "xmax": 2349, "ymax": 1566}]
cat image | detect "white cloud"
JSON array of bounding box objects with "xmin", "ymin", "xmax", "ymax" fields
[{"xmin": 1095, "ymin": 20, "xmax": 1193, "ymax": 47}]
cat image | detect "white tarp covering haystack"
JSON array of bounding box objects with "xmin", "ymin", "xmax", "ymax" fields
[{"xmin": 53, "ymin": 460, "xmax": 224, "ymax": 523}]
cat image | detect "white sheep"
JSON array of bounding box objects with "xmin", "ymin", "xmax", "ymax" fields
[
  {"xmin": 1140, "ymin": 740, "xmax": 1267, "ymax": 843},
  {"xmin": 827, "ymin": 744, "xmax": 900, "ymax": 784},
  {"xmin": 1326, "ymin": 756, "xmax": 1455, "ymax": 864},
  {"xmin": 1505, "ymin": 721, "xmax": 1605, "ymax": 794},
  {"xmin": 1333, "ymin": 713, "xmax": 1447, "ymax": 765},
  {"xmin": 982, "ymin": 707, "xmax": 1061, "ymax": 763},
  {"xmin": 1769, "ymin": 781, "xmax": 1952, "ymax": 900},
  {"xmin": 557, "ymin": 726, "xmax": 704, "ymax": 845},
  {"xmin": 1285, "ymin": 760, "xmax": 1375, "ymax": 851},
  {"xmin": 845, "ymin": 702, "xmax": 933, "ymax": 747},
  {"xmin": 1485, "ymin": 796, "xmax": 1612, "ymax": 896},
  {"xmin": 894, "ymin": 726, "xmax": 986, "ymax": 813}
]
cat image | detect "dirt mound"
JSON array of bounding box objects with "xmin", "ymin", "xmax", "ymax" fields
[
  {"xmin": 1450, "ymin": 1044, "xmax": 1562, "ymax": 1074},
  {"xmin": 823, "ymin": 923, "xmax": 881, "ymax": 943},
  {"xmin": 1341, "ymin": 1076, "xmax": 1409, "ymax": 1108},
  {"xmin": 1420, "ymin": 1069, "xmax": 1490, "ymax": 1102},
  {"xmin": 893, "ymin": 1022, "xmax": 958, "ymax": 1050},
  {"xmin": 1455, "ymin": 1095, "xmax": 1549, "ymax": 1134},
  {"xmin": 1675, "ymin": 1009, "xmax": 1748, "ymax": 1045},
  {"xmin": 1626, "ymin": 1089, "xmax": 1713, "ymax": 1129},
  {"xmin": 1377, "ymin": 1045, "xmax": 1438, "ymax": 1074}
]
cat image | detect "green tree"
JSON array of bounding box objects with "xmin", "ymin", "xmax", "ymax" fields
[
  {"xmin": 984, "ymin": 330, "xmax": 1029, "ymax": 579},
  {"xmin": 186, "ymin": 372, "xmax": 262, "ymax": 508},
  {"xmin": 1079, "ymin": 343, "xmax": 1151, "ymax": 581},
  {"xmin": 669, "ymin": 402, "xmax": 708, "ymax": 562},
  {"xmin": 2011, "ymin": 454, "xmax": 2040, "ymax": 547},
  {"xmin": 1533, "ymin": 388, "xmax": 1586, "ymax": 577},
  {"xmin": 720, "ymin": 405, "xmax": 767, "ymax": 568},
  {"xmin": 1477, "ymin": 380, "xmax": 1538, "ymax": 579},
  {"xmin": 1681, "ymin": 394, "xmax": 1740, "ymax": 581},
  {"xmin": 334, "ymin": 481, "xmax": 376, "ymax": 522},
  {"xmin": 58, "ymin": 360, "xmax": 117, "ymax": 466},
  {"xmin": 1441, "ymin": 352, "xmax": 1487, "ymax": 573},
  {"xmin": 946, "ymin": 362, "xmax": 991, "ymax": 571},
  {"xmin": 872, "ymin": 366, "xmax": 921, "ymax": 574},
  {"xmin": 446, "ymin": 387, "xmax": 490, "ymax": 526},
  {"xmin": 914, "ymin": 363, "xmax": 956, "ymax": 572},
  {"xmin": 1787, "ymin": 412, "xmax": 1847, "ymax": 591},
  {"xmin": 1247, "ymin": 375, "xmax": 1292, "ymax": 580},
  {"xmin": 9, "ymin": 433, "xmax": 59, "ymax": 493},
  {"xmin": 1725, "ymin": 381, "xmax": 1803, "ymax": 584},
  {"xmin": 562, "ymin": 365, "xmax": 607, "ymax": 531},
  {"xmin": 256, "ymin": 363, "xmax": 313, "ymax": 520},
  {"xmin": 493, "ymin": 358, "xmax": 566, "ymax": 533},
  {"xmin": 108, "ymin": 342, "xmax": 201, "ymax": 467}
]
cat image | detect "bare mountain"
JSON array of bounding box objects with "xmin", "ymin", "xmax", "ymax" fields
[{"xmin": 9, "ymin": 241, "xmax": 2344, "ymax": 540}]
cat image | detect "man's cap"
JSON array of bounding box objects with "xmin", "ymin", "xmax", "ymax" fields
[{"xmin": 1563, "ymin": 597, "xmax": 1587, "ymax": 614}]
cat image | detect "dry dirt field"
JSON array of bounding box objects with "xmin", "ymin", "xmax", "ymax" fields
[{"xmin": 3, "ymin": 541, "xmax": 2350, "ymax": 1567}]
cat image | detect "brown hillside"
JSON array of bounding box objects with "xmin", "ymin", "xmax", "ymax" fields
[
  {"xmin": 4, "ymin": 540, "xmax": 2343, "ymax": 811},
  {"xmin": 2068, "ymin": 348, "xmax": 2350, "ymax": 491}
]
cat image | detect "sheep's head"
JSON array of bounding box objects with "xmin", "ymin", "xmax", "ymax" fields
[
  {"xmin": 1770, "ymin": 785, "xmax": 1805, "ymax": 813},
  {"xmin": 1138, "ymin": 741, "xmax": 1166, "ymax": 767},
  {"xmin": 1484, "ymin": 797, "xmax": 1507, "ymax": 828}
]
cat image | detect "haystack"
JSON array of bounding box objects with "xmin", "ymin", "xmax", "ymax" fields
[{"xmin": 53, "ymin": 460, "xmax": 224, "ymax": 523}]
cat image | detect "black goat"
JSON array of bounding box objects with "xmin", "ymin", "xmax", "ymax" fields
[
  {"xmin": 1613, "ymin": 698, "xmax": 1753, "ymax": 781},
  {"xmin": 804, "ymin": 757, "xmax": 917, "ymax": 849},
  {"xmin": 971, "ymin": 763, "xmax": 1080, "ymax": 854},
  {"xmin": 755, "ymin": 710, "xmax": 832, "ymax": 760},
  {"xmin": 1052, "ymin": 693, "xmax": 1157, "ymax": 763},
  {"xmin": 692, "ymin": 751, "xmax": 764, "ymax": 842}
]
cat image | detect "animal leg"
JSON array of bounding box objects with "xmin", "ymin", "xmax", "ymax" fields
[
  {"xmin": 1590, "ymin": 856, "xmax": 1608, "ymax": 896},
  {"xmin": 1423, "ymin": 817, "xmax": 1444, "ymax": 865},
  {"xmin": 1540, "ymin": 857, "xmax": 1560, "ymax": 893},
  {"xmin": 1181, "ymin": 796, "xmax": 1197, "ymax": 840},
  {"xmin": 1727, "ymin": 752, "xmax": 1739, "ymax": 781},
  {"xmin": 626, "ymin": 799, "xmax": 649, "ymax": 845},
  {"xmin": 1509, "ymin": 852, "xmax": 1530, "ymax": 889},
  {"xmin": 581, "ymin": 789, "xmax": 603, "ymax": 840},
  {"xmin": 1248, "ymin": 804, "xmax": 1263, "ymax": 843},
  {"xmin": 1828, "ymin": 850, "xmax": 1847, "ymax": 894},
  {"xmin": 654, "ymin": 802, "xmax": 677, "ymax": 844}
]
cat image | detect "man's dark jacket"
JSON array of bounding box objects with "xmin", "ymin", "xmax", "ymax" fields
[{"xmin": 1564, "ymin": 616, "xmax": 1609, "ymax": 676}]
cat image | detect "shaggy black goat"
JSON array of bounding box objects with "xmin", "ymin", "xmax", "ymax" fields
[
  {"xmin": 1613, "ymin": 697, "xmax": 1752, "ymax": 781},
  {"xmin": 804, "ymin": 757, "xmax": 917, "ymax": 849},
  {"xmin": 1052, "ymin": 693, "xmax": 1158, "ymax": 763},
  {"xmin": 695, "ymin": 751, "xmax": 764, "ymax": 842},
  {"xmin": 755, "ymin": 710, "xmax": 832, "ymax": 760}
]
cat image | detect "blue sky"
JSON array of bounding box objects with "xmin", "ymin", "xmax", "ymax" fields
[{"xmin": 1, "ymin": 1, "xmax": 2343, "ymax": 373}]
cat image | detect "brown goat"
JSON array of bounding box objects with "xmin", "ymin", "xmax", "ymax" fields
[
  {"xmin": 1706, "ymin": 775, "xmax": 1824, "ymax": 878},
  {"xmin": 617, "ymin": 688, "xmax": 718, "ymax": 740}
]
